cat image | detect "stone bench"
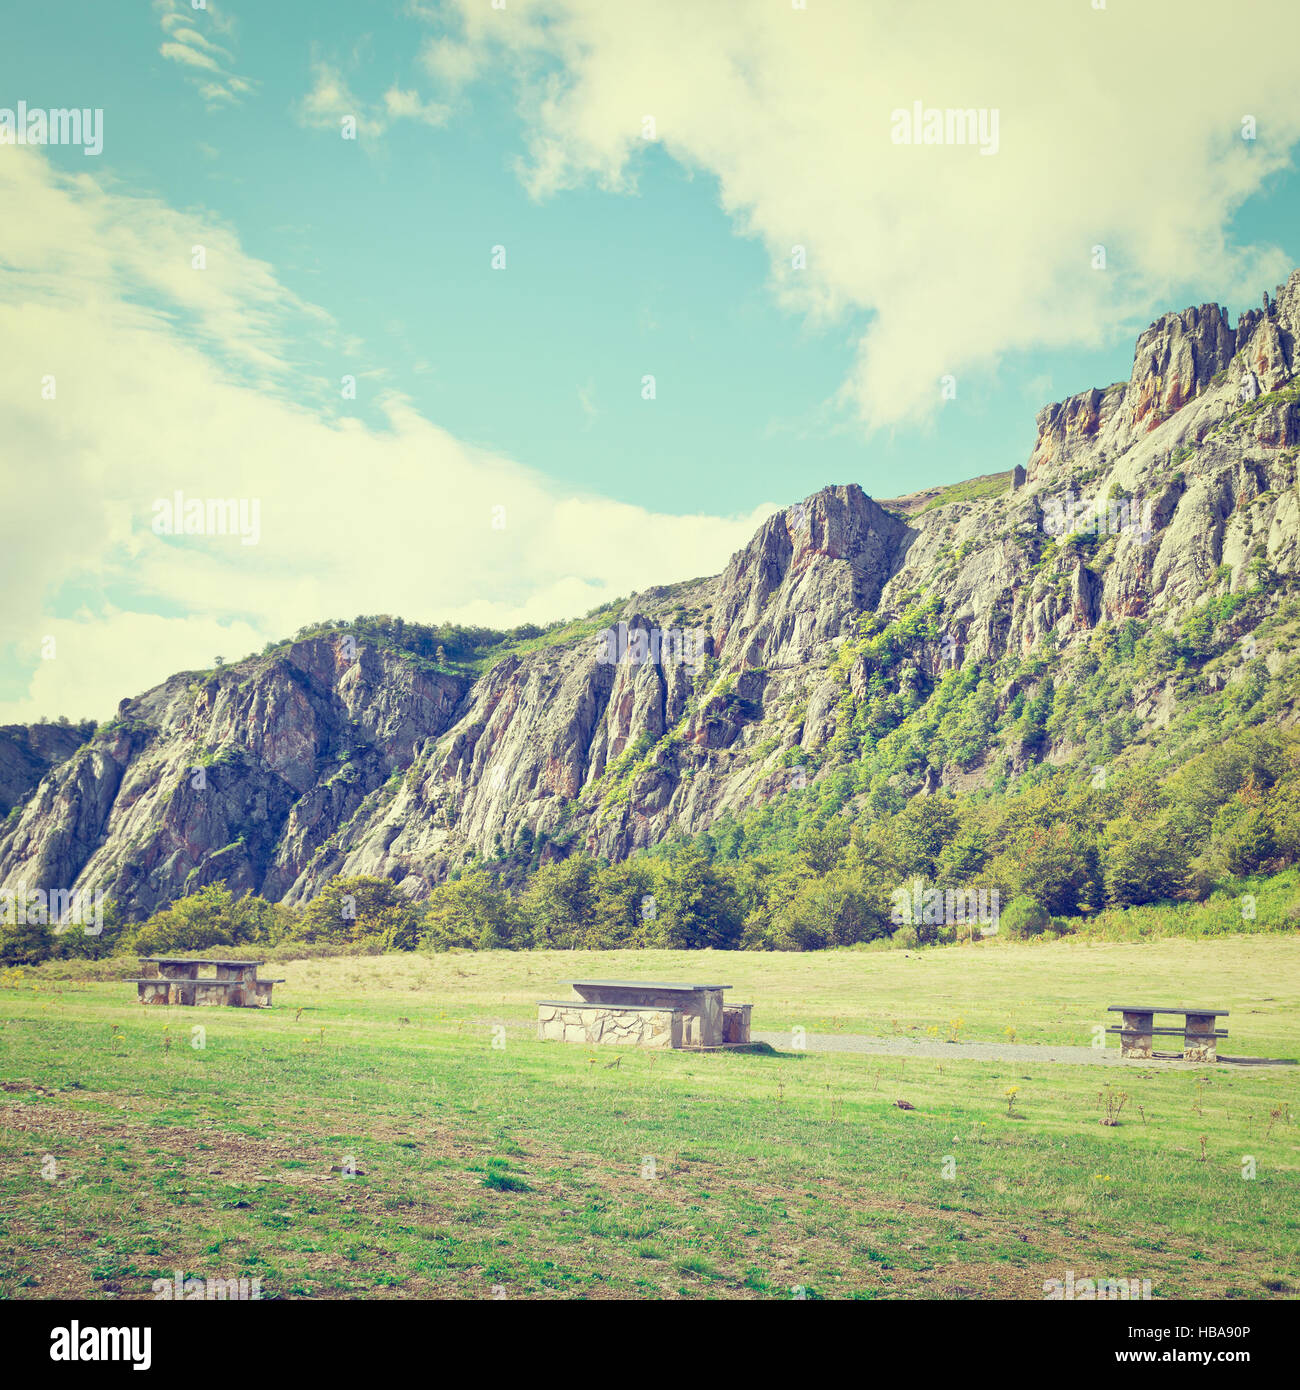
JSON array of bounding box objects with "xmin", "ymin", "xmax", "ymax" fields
[
  {"xmin": 128, "ymin": 971, "xmax": 285, "ymax": 1008},
  {"xmin": 1106, "ymin": 1005, "xmax": 1229, "ymax": 1061},
  {"xmin": 537, "ymin": 988, "xmax": 756, "ymax": 1049},
  {"xmin": 560, "ymin": 979, "xmax": 732, "ymax": 1046},
  {"xmin": 722, "ymin": 1002, "xmax": 753, "ymax": 1045},
  {"xmin": 537, "ymin": 1000, "xmax": 682, "ymax": 1048}
]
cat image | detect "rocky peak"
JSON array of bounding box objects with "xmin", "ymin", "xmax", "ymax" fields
[
  {"xmin": 1028, "ymin": 275, "xmax": 1300, "ymax": 484},
  {"xmin": 0, "ymin": 722, "xmax": 94, "ymax": 818},
  {"xmin": 714, "ymin": 485, "xmax": 910, "ymax": 667},
  {"xmin": 1127, "ymin": 302, "xmax": 1237, "ymax": 428}
]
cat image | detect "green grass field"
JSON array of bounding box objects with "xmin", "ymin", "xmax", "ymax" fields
[{"xmin": 1, "ymin": 937, "xmax": 1297, "ymax": 1300}]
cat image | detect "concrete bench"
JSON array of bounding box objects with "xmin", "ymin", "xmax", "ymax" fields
[
  {"xmin": 1106, "ymin": 1005, "xmax": 1228, "ymax": 1061},
  {"xmin": 253, "ymin": 978, "xmax": 285, "ymax": 1006}
]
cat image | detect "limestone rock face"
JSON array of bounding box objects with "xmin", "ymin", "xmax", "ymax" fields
[
  {"xmin": 1027, "ymin": 270, "xmax": 1300, "ymax": 484},
  {"xmin": 4, "ymin": 274, "xmax": 1300, "ymax": 917},
  {"xmin": 0, "ymin": 722, "xmax": 92, "ymax": 817},
  {"xmin": 1127, "ymin": 303, "xmax": 1238, "ymax": 430},
  {"xmin": 0, "ymin": 639, "xmax": 465, "ymax": 917}
]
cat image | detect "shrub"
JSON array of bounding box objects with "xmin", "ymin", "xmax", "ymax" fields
[
  {"xmin": 1000, "ymin": 896, "xmax": 1050, "ymax": 939},
  {"xmin": 126, "ymin": 884, "xmax": 285, "ymax": 956},
  {"xmin": 0, "ymin": 911, "xmax": 56, "ymax": 966}
]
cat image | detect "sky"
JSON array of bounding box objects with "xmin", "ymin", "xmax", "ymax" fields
[{"xmin": 2, "ymin": 0, "xmax": 1299, "ymax": 721}]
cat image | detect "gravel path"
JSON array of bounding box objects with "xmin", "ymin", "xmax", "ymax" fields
[{"xmin": 751, "ymin": 1032, "xmax": 1295, "ymax": 1069}]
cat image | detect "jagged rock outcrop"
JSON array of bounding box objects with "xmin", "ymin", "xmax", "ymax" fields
[
  {"xmin": 0, "ymin": 640, "xmax": 464, "ymax": 916},
  {"xmin": 1027, "ymin": 274, "xmax": 1298, "ymax": 481},
  {"xmin": 4, "ymin": 272, "xmax": 1300, "ymax": 916},
  {"xmin": 0, "ymin": 722, "xmax": 94, "ymax": 818}
]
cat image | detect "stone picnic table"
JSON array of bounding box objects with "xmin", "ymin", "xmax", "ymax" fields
[
  {"xmin": 128, "ymin": 956, "xmax": 284, "ymax": 1008},
  {"xmin": 1107, "ymin": 1004, "xmax": 1229, "ymax": 1062},
  {"xmin": 537, "ymin": 979, "xmax": 753, "ymax": 1049}
]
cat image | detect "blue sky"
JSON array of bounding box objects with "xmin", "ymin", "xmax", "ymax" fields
[
  {"xmin": 3, "ymin": 0, "xmax": 1299, "ymax": 718},
  {"xmin": 11, "ymin": 0, "xmax": 1297, "ymax": 509}
]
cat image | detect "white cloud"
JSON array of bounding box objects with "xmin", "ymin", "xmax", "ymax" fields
[
  {"xmin": 158, "ymin": 41, "xmax": 223, "ymax": 74},
  {"xmin": 0, "ymin": 151, "xmax": 776, "ymax": 722},
  {"xmin": 296, "ymin": 60, "xmax": 362, "ymax": 131},
  {"xmin": 23, "ymin": 612, "xmax": 267, "ymax": 725},
  {"xmin": 382, "ymin": 86, "xmax": 448, "ymax": 128},
  {"xmin": 297, "ymin": 60, "xmax": 449, "ymax": 139},
  {"xmin": 426, "ymin": 0, "xmax": 1300, "ymax": 428},
  {"xmin": 154, "ymin": 1, "xmax": 253, "ymax": 106},
  {"xmin": 420, "ymin": 35, "xmax": 484, "ymax": 90}
]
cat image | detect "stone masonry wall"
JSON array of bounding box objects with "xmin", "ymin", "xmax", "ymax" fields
[
  {"xmin": 569, "ymin": 984, "xmax": 725, "ymax": 1046},
  {"xmin": 537, "ymin": 1003, "xmax": 680, "ymax": 1048}
]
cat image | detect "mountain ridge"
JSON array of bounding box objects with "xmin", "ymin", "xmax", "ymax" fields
[{"xmin": 5, "ymin": 271, "xmax": 1300, "ymax": 918}]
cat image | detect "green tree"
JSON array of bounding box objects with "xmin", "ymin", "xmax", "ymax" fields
[
  {"xmin": 991, "ymin": 822, "xmax": 1097, "ymax": 916},
  {"xmin": 423, "ymin": 870, "xmax": 524, "ymax": 951},
  {"xmin": 126, "ymin": 884, "xmax": 285, "ymax": 956},
  {"xmin": 796, "ymin": 816, "xmax": 850, "ymax": 875},
  {"xmin": 57, "ymin": 895, "xmax": 127, "ymax": 959},
  {"xmin": 293, "ymin": 876, "xmax": 422, "ymax": 950},
  {"xmin": 893, "ymin": 795, "xmax": 959, "ymax": 876},
  {"xmin": 771, "ymin": 869, "xmax": 890, "ymax": 950},
  {"xmin": 1217, "ymin": 807, "xmax": 1278, "ymax": 876},
  {"xmin": 524, "ymin": 857, "xmax": 597, "ymax": 949},
  {"xmin": 1103, "ymin": 816, "xmax": 1192, "ymax": 907},
  {"xmin": 0, "ymin": 899, "xmax": 56, "ymax": 964},
  {"xmin": 935, "ymin": 811, "xmax": 991, "ymax": 881},
  {"xmin": 587, "ymin": 858, "xmax": 655, "ymax": 949},
  {"xmin": 645, "ymin": 848, "xmax": 743, "ymax": 950}
]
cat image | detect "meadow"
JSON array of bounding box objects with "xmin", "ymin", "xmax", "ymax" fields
[{"xmin": 1, "ymin": 937, "xmax": 1297, "ymax": 1300}]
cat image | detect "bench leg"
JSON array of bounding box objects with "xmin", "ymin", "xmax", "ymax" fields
[
  {"xmin": 1183, "ymin": 1014, "xmax": 1218, "ymax": 1063},
  {"xmin": 1119, "ymin": 1011, "xmax": 1153, "ymax": 1059}
]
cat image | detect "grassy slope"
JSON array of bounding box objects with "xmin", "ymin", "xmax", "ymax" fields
[
  {"xmin": 460, "ymin": 600, "xmax": 626, "ymax": 677},
  {"xmin": 917, "ymin": 470, "xmax": 1015, "ymax": 512},
  {"xmin": 1, "ymin": 938, "xmax": 1297, "ymax": 1300}
]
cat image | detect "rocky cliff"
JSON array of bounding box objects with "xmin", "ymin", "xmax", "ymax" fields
[
  {"xmin": 0, "ymin": 722, "xmax": 94, "ymax": 818},
  {"xmin": 5, "ymin": 272, "xmax": 1300, "ymax": 917}
]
